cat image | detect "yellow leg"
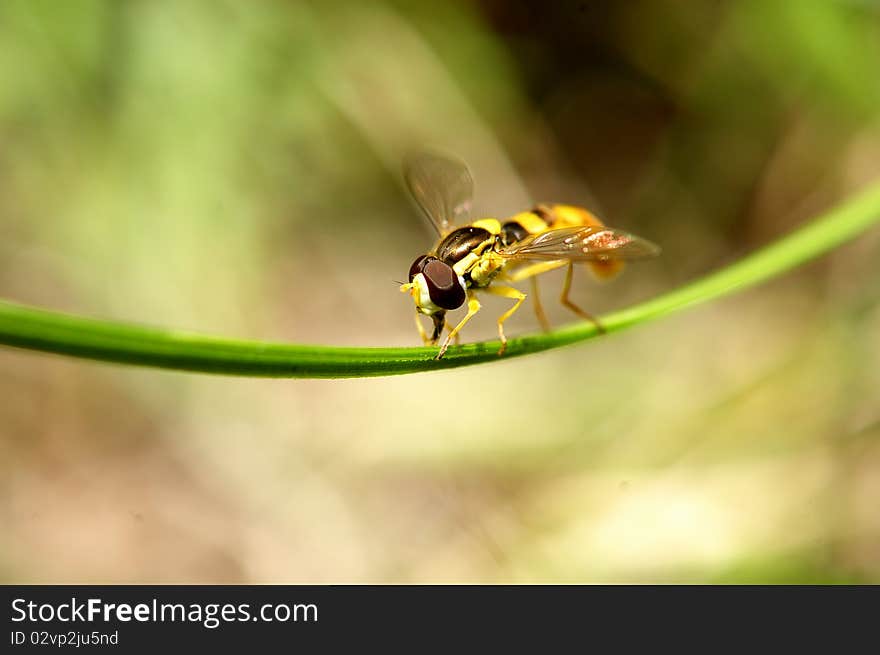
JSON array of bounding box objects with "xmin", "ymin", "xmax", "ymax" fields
[
  {"xmin": 560, "ymin": 262, "xmax": 605, "ymax": 333},
  {"xmin": 504, "ymin": 260, "xmax": 563, "ymax": 333},
  {"xmin": 484, "ymin": 284, "xmax": 526, "ymax": 356},
  {"xmin": 437, "ymin": 294, "xmax": 481, "ymax": 359},
  {"xmin": 505, "ymin": 260, "xmax": 566, "ymax": 283},
  {"xmin": 446, "ymin": 321, "xmax": 461, "ymax": 346},
  {"xmin": 413, "ymin": 311, "xmax": 431, "ymax": 345},
  {"xmin": 530, "ymin": 276, "xmax": 550, "ymax": 332}
]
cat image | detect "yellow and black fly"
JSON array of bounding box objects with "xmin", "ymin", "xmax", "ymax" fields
[{"xmin": 400, "ymin": 149, "xmax": 660, "ymax": 359}]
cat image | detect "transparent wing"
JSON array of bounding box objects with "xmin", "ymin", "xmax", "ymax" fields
[
  {"xmin": 499, "ymin": 225, "xmax": 660, "ymax": 261},
  {"xmin": 402, "ymin": 149, "xmax": 473, "ymax": 235}
]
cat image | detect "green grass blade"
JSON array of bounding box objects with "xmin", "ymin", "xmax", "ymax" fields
[{"xmin": 1, "ymin": 182, "xmax": 879, "ymax": 378}]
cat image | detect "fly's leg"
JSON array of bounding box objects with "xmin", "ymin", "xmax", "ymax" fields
[
  {"xmin": 436, "ymin": 294, "xmax": 481, "ymax": 360},
  {"xmin": 504, "ymin": 260, "xmax": 564, "ymax": 332},
  {"xmin": 413, "ymin": 311, "xmax": 432, "ymax": 345},
  {"xmin": 530, "ymin": 276, "xmax": 550, "ymax": 332},
  {"xmin": 484, "ymin": 285, "xmax": 526, "ymax": 356},
  {"xmin": 504, "ymin": 260, "xmax": 566, "ymax": 283},
  {"xmin": 560, "ymin": 262, "xmax": 605, "ymax": 334},
  {"xmin": 446, "ymin": 321, "xmax": 461, "ymax": 346}
]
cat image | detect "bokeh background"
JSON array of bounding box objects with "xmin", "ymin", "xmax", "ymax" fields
[{"xmin": 2, "ymin": 0, "xmax": 879, "ymax": 583}]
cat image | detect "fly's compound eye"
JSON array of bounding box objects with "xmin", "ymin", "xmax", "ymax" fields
[
  {"xmin": 422, "ymin": 259, "xmax": 465, "ymax": 310},
  {"xmin": 408, "ymin": 255, "xmax": 430, "ymax": 282}
]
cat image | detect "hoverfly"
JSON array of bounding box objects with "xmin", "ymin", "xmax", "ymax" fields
[{"xmin": 399, "ymin": 149, "xmax": 660, "ymax": 359}]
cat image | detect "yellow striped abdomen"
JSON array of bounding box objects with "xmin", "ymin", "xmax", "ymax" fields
[{"xmin": 502, "ymin": 204, "xmax": 624, "ymax": 279}]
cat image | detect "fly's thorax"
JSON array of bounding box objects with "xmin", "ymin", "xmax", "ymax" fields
[
  {"xmin": 435, "ymin": 226, "xmax": 490, "ymax": 265},
  {"xmin": 469, "ymin": 218, "xmax": 502, "ymax": 234},
  {"xmin": 452, "ymin": 252, "xmax": 480, "ymax": 276},
  {"xmin": 435, "ymin": 219, "xmax": 500, "ymax": 265},
  {"xmin": 467, "ymin": 250, "xmax": 505, "ymax": 288}
]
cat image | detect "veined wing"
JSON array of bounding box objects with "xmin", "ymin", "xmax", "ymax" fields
[
  {"xmin": 402, "ymin": 149, "xmax": 473, "ymax": 236},
  {"xmin": 499, "ymin": 225, "xmax": 660, "ymax": 261}
]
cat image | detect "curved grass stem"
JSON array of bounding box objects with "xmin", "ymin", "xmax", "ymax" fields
[{"xmin": 1, "ymin": 182, "xmax": 880, "ymax": 378}]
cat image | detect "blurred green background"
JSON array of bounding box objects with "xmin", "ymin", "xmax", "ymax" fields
[{"xmin": 2, "ymin": 0, "xmax": 879, "ymax": 583}]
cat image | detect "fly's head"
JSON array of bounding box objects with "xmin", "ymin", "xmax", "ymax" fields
[{"xmin": 400, "ymin": 255, "xmax": 466, "ymax": 341}]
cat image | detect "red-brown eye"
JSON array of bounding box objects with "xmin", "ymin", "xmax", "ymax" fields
[
  {"xmin": 422, "ymin": 259, "xmax": 465, "ymax": 310},
  {"xmin": 408, "ymin": 255, "xmax": 430, "ymax": 282}
]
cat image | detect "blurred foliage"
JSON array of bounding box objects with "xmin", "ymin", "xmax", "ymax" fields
[{"xmin": 1, "ymin": 0, "xmax": 879, "ymax": 583}]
